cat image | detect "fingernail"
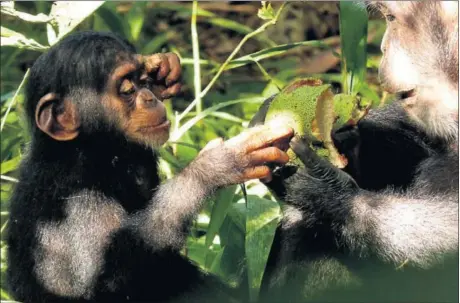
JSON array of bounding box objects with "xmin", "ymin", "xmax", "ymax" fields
[{"xmin": 266, "ymin": 119, "xmax": 292, "ymax": 132}]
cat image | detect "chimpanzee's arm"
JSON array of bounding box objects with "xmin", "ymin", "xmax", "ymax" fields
[
  {"xmin": 33, "ymin": 126, "xmax": 292, "ymax": 302},
  {"xmin": 284, "ymin": 136, "xmax": 458, "ymax": 269}
]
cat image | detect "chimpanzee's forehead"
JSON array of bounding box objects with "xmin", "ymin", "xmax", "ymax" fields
[
  {"xmin": 115, "ymin": 52, "xmax": 143, "ymax": 67},
  {"xmin": 112, "ymin": 53, "xmax": 144, "ymax": 74},
  {"xmin": 368, "ymin": 1, "xmax": 457, "ymax": 18}
]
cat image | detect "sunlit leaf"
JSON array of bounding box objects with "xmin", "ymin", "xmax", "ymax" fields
[
  {"xmin": 48, "ymin": 1, "xmax": 105, "ymax": 44},
  {"xmin": 1, "ymin": 27, "xmax": 48, "ymax": 51},
  {"xmin": 1, "ymin": 3, "xmax": 51, "ymax": 23},
  {"xmin": 185, "ymin": 235, "xmax": 218, "ymax": 271},
  {"xmin": 0, "ymin": 156, "xmax": 20, "ymax": 175},
  {"xmin": 245, "ymin": 195, "xmax": 281, "ymax": 301},
  {"xmin": 258, "ymin": 1, "xmax": 275, "ymax": 21}
]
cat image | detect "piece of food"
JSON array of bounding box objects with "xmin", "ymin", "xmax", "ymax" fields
[{"xmin": 252, "ymin": 78, "xmax": 370, "ymax": 168}]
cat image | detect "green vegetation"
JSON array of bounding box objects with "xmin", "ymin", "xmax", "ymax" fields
[{"xmin": 0, "ymin": 1, "xmax": 387, "ymax": 301}]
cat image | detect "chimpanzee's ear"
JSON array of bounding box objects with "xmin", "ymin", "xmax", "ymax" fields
[{"xmin": 35, "ymin": 93, "xmax": 80, "ymax": 141}]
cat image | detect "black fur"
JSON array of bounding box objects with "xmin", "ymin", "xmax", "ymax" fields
[
  {"xmin": 259, "ymin": 101, "xmax": 459, "ymax": 303},
  {"xmin": 6, "ymin": 32, "xmax": 238, "ymax": 303}
]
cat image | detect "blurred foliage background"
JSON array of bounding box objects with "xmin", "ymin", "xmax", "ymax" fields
[{"xmin": 0, "ymin": 1, "xmax": 389, "ymax": 301}]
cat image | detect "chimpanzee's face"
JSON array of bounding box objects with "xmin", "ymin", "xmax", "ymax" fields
[
  {"xmin": 104, "ymin": 55, "xmax": 170, "ymax": 148},
  {"xmin": 370, "ymin": 1, "xmax": 458, "ymax": 140}
]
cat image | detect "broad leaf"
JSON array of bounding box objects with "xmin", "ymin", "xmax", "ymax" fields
[
  {"xmin": 0, "ymin": 156, "xmax": 20, "ymax": 175},
  {"xmin": 339, "ymin": 1, "xmax": 368, "ymax": 95},
  {"xmin": 245, "ymin": 195, "xmax": 281, "ymax": 302},
  {"xmin": 205, "ymin": 185, "xmax": 238, "ymax": 247}
]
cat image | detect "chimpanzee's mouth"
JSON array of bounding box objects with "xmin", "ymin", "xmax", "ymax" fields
[
  {"xmin": 138, "ymin": 117, "xmax": 171, "ymax": 132},
  {"xmin": 151, "ymin": 119, "xmax": 170, "ymax": 130},
  {"xmin": 398, "ymin": 89, "xmax": 416, "ymax": 100}
]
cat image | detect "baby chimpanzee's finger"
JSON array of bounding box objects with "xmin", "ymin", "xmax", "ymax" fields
[
  {"xmin": 143, "ymin": 53, "xmax": 170, "ymax": 81},
  {"xmin": 165, "ymin": 53, "xmax": 181, "ymax": 86},
  {"xmin": 242, "ymin": 166, "xmax": 272, "ymax": 181},
  {"xmin": 161, "ymin": 82, "xmax": 181, "ymax": 99},
  {"xmin": 155, "ymin": 54, "xmax": 170, "ymax": 81},
  {"xmin": 144, "ymin": 54, "xmax": 162, "ymax": 73},
  {"xmin": 247, "ymin": 147, "xmax": 289, "ymax": 166},
  {"xmin": 226, "ymin": 123, "xmax": 294, "ymax": 154}
]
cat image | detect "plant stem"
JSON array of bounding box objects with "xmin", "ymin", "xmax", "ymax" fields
[
  {"xmin": 174, "ymin": 2, "xmax": 286, "ymax": 129},
  {"xmin": 191, "ymin": 1, "xmax": 203, "ymax": 114},
  {"xmin": 1, "ymin": 69, "xmax": 29, "ymax": 131}
]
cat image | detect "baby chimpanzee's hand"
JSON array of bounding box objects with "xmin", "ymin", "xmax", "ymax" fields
[
  {"xmin": 189, "ymin": 122, "xmax": 294, "ymax": 188},
  {"xmin": 142, "ymin": 53, "xmax": 182, "ymax": 100}
]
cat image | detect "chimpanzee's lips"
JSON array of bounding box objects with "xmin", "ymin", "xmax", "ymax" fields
[{"xmin": 138, "ymin": 117, "xmax": 171, "ymax": 132}]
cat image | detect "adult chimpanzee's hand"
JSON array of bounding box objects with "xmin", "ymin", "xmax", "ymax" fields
[{"xmin": 142, "ymin": 53, "xmax": 182, "ymax": 100}]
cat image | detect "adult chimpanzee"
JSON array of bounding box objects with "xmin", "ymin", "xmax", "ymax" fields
[
  {"xmin": 252, "ymin": 1, "xmax": 459, "ymax": 302},
  {"xmin": 6, "ymin": 31, "xmax": 294, "ymax": 303}
]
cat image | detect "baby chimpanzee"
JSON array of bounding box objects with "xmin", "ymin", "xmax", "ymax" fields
[{"xmin": 6, "ymin": 31, "xmax": 293, "ymax": 303}]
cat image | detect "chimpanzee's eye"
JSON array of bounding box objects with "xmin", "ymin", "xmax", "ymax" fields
[
  {"xmin": 386, "ymin": 14, "xmax": 396, "ymax": 22},
  {"xmin": 120, "ymin": 79, "xmax": 136, "ymax": 95}
]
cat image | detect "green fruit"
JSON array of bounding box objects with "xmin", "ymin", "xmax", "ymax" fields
[
  {"xmin": 251, "ymin": 78, "xmax": 371, "ymax": 168},
  {"xmin": 264, "ymin": 78, "xmax": 339, "ymax": 166},
  {"xmin": 265, "ymin": 78, "xmax": 333, "ymax": 136}
]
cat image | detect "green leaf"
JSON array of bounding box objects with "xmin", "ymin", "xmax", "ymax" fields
[
  {"xmin": 126, "ymin": 2, "xmax": 147, "ymax": 42},
  {"xmin": 339, "ymin": 1, "xmax": 369, "ymax": 95},
  {"xmin": 0, "ymin": 156, "xmax": 20, "ymax": 175},
  {"xmin": 210, "ymin": 244, "xmax": 246, "ymax": 288},
  {"xmin": 258, "ymin": 1, "xmax": 275, "ymax": 21},
  {"xmin": 95, "ymin": 5, "xmax": 128, "ymax": 39},
  {"xmin": 185, "ymin": 235, "xmax": 218, "ymax": 271},
  {"xmin": 358, "ymin": 82, "xmax": 381, "ymax": 108},
  {"xmin": 226, "ymin": 202, "xmax": 247, "ymax": 236},
  {"xmin": 0, "ymin": 289, "xmax": 14, "ymax": 300},
  {"xmin": 208, "ymin": 112, "xmax": 245, "ymax": 124},
  {"xmin": 141, "ymin": 32, "xmax": 175, "ymax": 54},
  {"xmin": 205, "ymin": 185, "xmax": 238, "ymax": 247},
  {"xmin": 157, "ymin": 148, "xmax": 183, "ymax": 170},
  {"xmin": 245, "ymin": 195, "xmax": 281, "ymax": 302},
  {"xmin": 207, "ymin": 17, "xmax": 252, "ymax": 34},
  {"xmin": 1, "ymin": 27, "xmax": 48, "ymax": 51},
  {"xmin": 173, "ymin": 131, "xmax": 199, "ymax": 165}
]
